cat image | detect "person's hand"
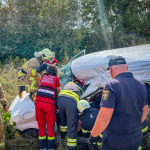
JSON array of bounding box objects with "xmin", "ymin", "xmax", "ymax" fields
[
  {"xmin": 3, "ymin": 105, "xmax": 8, "ymax": 113},
  {"xmin": 89, "ymin": 135, "xmax": 102, "ymax": 149},
  {"xmin": 36, "ymin": 63, "xmax": 48, "ymax": 73}
]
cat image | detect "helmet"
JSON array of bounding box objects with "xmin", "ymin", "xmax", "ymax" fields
[
  {"xmin": 39, "ymin": 49, "xmax": 53, "ymax": 62},
  {"xmin": 77, "ymin": 100, "xmax": 90, "ymax": 113},
  {"xmin": 74, "ymin": 79, "xmax": 84, "ymax": 86}
]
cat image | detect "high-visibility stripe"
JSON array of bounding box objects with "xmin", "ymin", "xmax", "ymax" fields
[
  {"xmin": 30, "ymin": 77, "xmax": 35, "ymax": 80},
  {"xmin": 32, "ymin": 69, "xmax": 36, "ymax": 76},
  {"xmin": 67, "ymin": 138, "xmax": 77, "ymax": 142},
  {"xmin": 97, "ymin": 142, "xmax": 102, "ymax": 146},
  {"xmin": 138, "ymin": 146, "xmax": 142, "ymax": 150},
  {"xmin": 60, "ymin": 125, "xmax": 67, "ymax": 129},
  {"xmin": 39, "ymin": 135, "xmax": 46, "ymax": 140},
  {"xmin": 0, "ymin": 142, "xmax": 5, "ymax": 147},
  {"xmin": 99, "ymin": 133, "xmax": 103, "ymax": 138},
  {"xmin": 67, "ymin": 142, "xmax": 77, "ymax": 147},
  {"xmin": 30, "ymin": 80, "xmax": 38, "ymax": 90},
  {"xmin": 69, "ymin": 82, "xmax": 84, "ymax": 94},
  {"xmin": 82, "ymin": 128, "xmax": 91, "ymax": 133},
  {"xmin": 18, "ymin": 72, "xmax": 26, "ymax": 77},
  {"xmin": 142, "ymin": 126, "xmax": 148, "ymax": 133},
  {"xmin": 59, "ymin": 90, "xmax": 80, "ymax": 102},
  {"xmin": 22, "ymin": 63, "xmax": 27, "ymax": 69},
  {"xmin": 0, "ymin": 97, "xmax": 6, "ymax": 101},
  {"xmin": 48, "ymin": 136, "xmax": 55, "ymax": 140}
]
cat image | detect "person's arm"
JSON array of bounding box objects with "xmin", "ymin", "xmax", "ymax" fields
[
  {"xmin": 142, "ymin": 105, "xmax": 149, "ymax": 123},
  {"xmin": 57, "ymin": 87, "xmax": 61, "ymax": 93},
  {"xmin": 91, "ymin": 107, "xmax": 114, "ymax": 137}
]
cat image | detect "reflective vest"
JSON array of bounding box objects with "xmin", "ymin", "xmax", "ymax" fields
[{"xmin": 59, "ymin": 82, "xmax": 84, "ymax": 103}]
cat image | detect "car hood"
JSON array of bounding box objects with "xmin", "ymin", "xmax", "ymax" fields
[{"xmin": 71, "ymin": 44, "xmax": 150, "ymax": 98}]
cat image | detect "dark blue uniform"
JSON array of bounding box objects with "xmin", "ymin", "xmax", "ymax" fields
[
  {"xmin": 80, "ymin": 108, "xmax": 102, "ymax": 149},
  {"xmin": 101, "ymin": 72, "xmax": 148, "ymax": 150}
]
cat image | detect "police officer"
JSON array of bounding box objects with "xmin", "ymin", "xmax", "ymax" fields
[
  {"xmin": 18, "ymin": 48, "xmax": 53, "ymax": 101},
  {"xmin": 89, "ymin": 56, "xmax": 149, "ymax": 150},
  {"xmin": 77, "ymin": 100, "xmax": 102, "ymax": 150},
  {"xmin": 57, "ymin": 79, "xmax": 84, "ymax": 150}
]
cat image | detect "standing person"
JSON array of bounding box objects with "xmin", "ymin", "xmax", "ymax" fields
[
  {"xmin": 89, "ymin": 56, "xmax": 149, "ymax": 150},
  {"xmin": 0, "ymin": 84, "xmax": 8, "ymax": 150},
  {"xmin": 77, "ymin": 100, "xmax": 102, "ymax": 150},
  {"xmin": 44, "ymin": 52, "xmax": 58, "ymax": 66},
  {"xmin": 18, "ymin": 48, "xmax": 53, "ymax": 101},
  {"xmin": 35, "ymin": 65, "xmax": 61, "ymax": 150},
  {"xmin": 57, "ymin": 79, "xmax": 84, "ymax": 150}
]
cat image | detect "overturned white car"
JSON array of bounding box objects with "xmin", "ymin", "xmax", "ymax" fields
[{"xmin": 9, "ymin": 44, "xmax": 150, "ymax": 134}]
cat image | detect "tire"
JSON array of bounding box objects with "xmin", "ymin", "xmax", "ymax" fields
[{"xmin": 22, "ymin": 128, "xmax": 38, "ymax": 139}]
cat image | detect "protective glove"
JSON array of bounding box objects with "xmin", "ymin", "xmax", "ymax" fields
[
  {"xmin": 3, "ymin": 104, "xmax": 8, "ymax": 113},
  {"xmin": 89, "ymin": 135, "xmax": 101, "ymax": 149},
  {"xmin": 36, "ymin": 63, "xmax": 48, "ymax": 73}
]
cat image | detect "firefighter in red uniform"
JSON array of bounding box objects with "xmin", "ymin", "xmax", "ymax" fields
[{"xmin": 35, "ymin": 65, "xmax": 61, "ymax": 150}]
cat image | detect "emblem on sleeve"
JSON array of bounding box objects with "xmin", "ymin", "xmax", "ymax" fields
[{"xmin": 102, "ymin": 90, "xmax": 110, "ymax": 101}]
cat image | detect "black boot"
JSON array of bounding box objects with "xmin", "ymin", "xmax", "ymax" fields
[{"xmin": 18, "ymin": 86, "xmax": 26, "ymax": 98}]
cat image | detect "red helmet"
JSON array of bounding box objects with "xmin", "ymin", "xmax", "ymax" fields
[{"xmin": 74, "ymin": 79, "xmax": 84, "ymax": 86}]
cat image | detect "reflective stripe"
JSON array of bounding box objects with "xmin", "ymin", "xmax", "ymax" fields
[
  {"xmin": 22, "ymin": 63, "xmax": 27, "ymax": 69},
  {"xmin": 60, "ymin": 125, "xmax": 67, "ymax": 129},
  {"xmin": 48, "ymin": 136, "xmax": 55, "ymax": 140},
  {"xmin": 138, "ymin": 146, "xmax": 142, "ymax": 150},
  {"xmin": 142, "ymin": 126, "xmax": 148, "ymax": 133},
  {"xmin": 99, "ymin": 133, "xmax": 103, "ymax": 138},
  {"xmin": 59, "ymin": 90, "xmax": 79, "ymax": 102},
  {"xmin": 69, "ymin": 82, "xmax": 84, "ymax": 94},
  {"xmin": 67, "ymin": 138, "xmax": 77, "ymax": 142},
  {"xmin": 39, "ymin": 135, "xmax": 46, "ymax": 140},
  {"xmin": 82, "ymin": 128, "xmax": 91, "ymax": 133},
  {"xmin": 67, "ymin": 142, "xmax": 77, "ymax": 147},
  {"xmin": 30, "ymin": 80, "xmax": 38, "ymax": 90},
  {"xmin": 32, "ymin": 69, "xmax": 36, "ymax": 76},
  {"xmin": 97, "ymin": 142, "xmax": 102, "ymax": 146},
  {"xmin": 30, "ymin": 77, "xmax": 35, "ymax": 80},
  {"xmin": 38, "ymin": 89, "xmax": 54, "ymax": 95},
  {"xmin": 60, "ymin": 126, "xmax": 67, "ymax": 132},
  {"xmin": 0, "ymin": 97, "xmax": 6, "ymax": 101},
  {"xmin": 18, "ymin": 71, "xmax": 26, "ymax": 77},
  {"xmin": 0, "ymin": 142, "xmax": 5, "ymax": 147}
]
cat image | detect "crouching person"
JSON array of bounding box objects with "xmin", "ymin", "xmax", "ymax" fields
[
  {"xmin": 35, "ymin": 65, "xmax": 61, "ymax": 150},
  {"xmin": 77, "ymin": 100, "xmax": 102, "ymax": 150}
]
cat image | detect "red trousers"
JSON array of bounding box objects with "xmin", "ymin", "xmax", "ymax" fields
[{"xmin": 35, "ymin": 101, "xmax": 56, "ymax": 137}]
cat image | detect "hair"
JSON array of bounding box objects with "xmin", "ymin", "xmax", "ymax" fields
[{"xmin": 44, "ymin": 65, "xmax": 59, "ymax": 77}]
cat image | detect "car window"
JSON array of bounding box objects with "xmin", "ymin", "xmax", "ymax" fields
[{"xmin": 59, "ymin": 62, "xmax": 73, "ymax": 88}]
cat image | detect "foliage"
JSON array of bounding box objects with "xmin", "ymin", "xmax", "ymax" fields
[{"xmin": 0, "ymin": 0, "xmax": 149, "ymax": 64}]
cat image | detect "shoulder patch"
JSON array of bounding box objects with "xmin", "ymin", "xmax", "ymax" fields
[{"xmin": 102, "ymin": 90, "xmax": 110, "ymax": 101}]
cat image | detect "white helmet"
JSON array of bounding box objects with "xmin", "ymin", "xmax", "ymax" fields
[{"xmin": 77, "ymin": 100, "xmax": 90, "ymax": 113}]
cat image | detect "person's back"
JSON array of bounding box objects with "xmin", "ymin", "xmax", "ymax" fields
[{"xmin": 103, "ymin": 73, "xmax": 147, "ymax": 147}]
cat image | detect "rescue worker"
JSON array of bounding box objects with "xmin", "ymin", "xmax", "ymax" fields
[
  {"xmin": 77, "ymin": 100, "xmax": 102, "ymax": 150},
  {"xmin": 18, "ymin": 48, "xmax": 53, "ymax": 101},
  {"xmin": 89, "ymin": 56, "xmax": 149, "ymax": 150},
  {"xmin": 57, "ymin": 79, "xmax": 84, "ymax": 150},
  {"xmin": 44, "ymin": 52, "xmax": 58, "ymax": 66},
  {"xmin": 0, "ymin": 84, "xmax": 8, "ymax": 150},
  {"xmin": 35, "ymin": 65, "xmax": 61, "ymax": 150}
]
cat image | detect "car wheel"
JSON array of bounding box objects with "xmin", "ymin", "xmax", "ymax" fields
[{"xmin": 22, "ymin": 128, "xmax": 38, "ymax": 139}]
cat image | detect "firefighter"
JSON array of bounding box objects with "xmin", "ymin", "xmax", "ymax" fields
[
  {"xmin": 0, "ymin": 84, "xmax": 8, "ymax": 150},
  {"xmin": 57, "ymin": 79, "xmax": 84, "ymax": 150},
  {"xmin": 77, "ymin": 100, "xmax": 102, "ymax": 150},
  {"xmin": 18, "ymin": 48, "xmax": 53, "ymax": 101},
  {"xmin": 35, "ymin": 65, "xmax": 61, "ymax": 150}
]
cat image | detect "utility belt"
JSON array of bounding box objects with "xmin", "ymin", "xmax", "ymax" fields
[{"xmin": 59, "ymin": 90, "xmax": 80, "ymax": 103}]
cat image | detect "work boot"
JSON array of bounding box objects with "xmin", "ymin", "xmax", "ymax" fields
[
  {"xmin": 29, "ymin": 92, "xmax": 36, "ymax": 102},
  {"xmin": 18, "ymin": 86, "xmax": 26, "ymax": 98}
]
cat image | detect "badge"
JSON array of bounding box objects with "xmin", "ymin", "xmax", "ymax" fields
[{"xmin": 102, "ymin": 90, "xmax": 110, "ymax": 101}]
